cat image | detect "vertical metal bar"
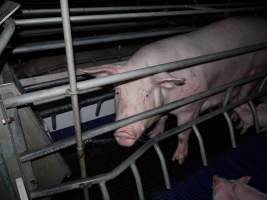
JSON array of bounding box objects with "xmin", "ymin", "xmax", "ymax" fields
[
  {"xmin": 222, "ymin": 87, "xmax": 236, "ymax": 148},
  {"xmin": 59, "ymin": 1, "xmax": 89, "ymax": 200},
  {"xmin": 258, "ymin": 76, "xmax": 267, "ymax": 92},
  {"xmin": 248, "ymin": 101, "xmax": 260, "ymax": 134},
  {"xmin": 153, "ymin": 143, "xmax": 171, "ymax": 189},
  {"xmin": 223, "ymin": 112, "xmax": 237, "ymax": 148},
  {"xmin": 131, "ymin": 163, "xmax": 145, "ymax": 200},
  {"xmin": 99, "ymin": 182, "xmax": 110, "ymax": 200},
  {"xmin": 192, "ymin": 125, "xmax": 208, "ymax": 166},
  {"xmin": 223, "ymin": 87, "xmax": 233, "ymax": 107}
]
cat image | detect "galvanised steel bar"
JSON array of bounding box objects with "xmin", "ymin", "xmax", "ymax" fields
[
  {"xmin": 153, "ymin": 144, "xmax": 171, "ymax": 189},
  {"xmin": 59, "ymin": 0, "xmax": 89, "ymax": 199},
  {"xmin": 248, "ymin": 101, "xmax": 260, "ymax": 134},
  {"xmin": 192, "ymin": 125, "xmax": 208, "ymax": 166},
  {"xmin": 131, "ymin": 163, "xmax": 144, "ymax": 200},
  {"xmin": 30, "ymin": 89, "xmax": 267, "ymax": 199},
  {"xmin": 15, "ymin": 6, "xmax": 267, "ymax": 27},
  {"xmin": 99, "ymin": 182, "xmax": 110, "ymax": 200},
  {"xmin": 13, "ymin": 26, "xmax": 195, "ymax": 54},
  {"xmin": 39, "ymin": 92, "xmax": 114, "ymax": 118},
  {"xmin": 20, "ymin": 71, "xmax": 267, "ymax": 163},
  {"xmin": 222, "ymin": 87, "xmax": 236, "ymax": 148},
  {"xmin": 19, "ymin": 2, "xmax": 267, "ymax": 16},
  {"xmin": 223, "ymin": 112, "xmax": 236, "ymax": 148},
  {"xmin": 6, "ymin": 42, "xmax": 267, "ymax": 108},
  {"xmin": 0, "ymin": 19, "xmax": 15, "ymax": 55},
  {"xmin": 17, "ymin": 21, "xmax": 166, "ymax": 38}
]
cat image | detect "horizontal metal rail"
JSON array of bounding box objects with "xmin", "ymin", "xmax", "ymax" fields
[
  {"xmin": 39, "ymin": 92, "xmax": 114, "ymax": 118},
  {"xmin": 5, "ymin": 41, "xmax": 267, "ymax": 108},
  {"xmin": 29, "ymin": 87, "xmax": 267, "ymax": 199},
  {"xmin": 13, "ymin": 26, "xmax": 195, "ymax": 54},
  {"xmin": 17, "ymin": 20, "xmax": 168, "ymax": 38},
  {"xmin": 19, "ymin": 5, "xmax": 187, "ymax": 16},
  {"xmin": 20, "ymin": 2, "xmax": 267, "ymax": 16},
  {"xmin": 15, "ymin": 6, "xmax": 267, "ymax": 27},
  {"xmin": 19, "ymin": 71, "xmax": 267, "ymax": 163}
]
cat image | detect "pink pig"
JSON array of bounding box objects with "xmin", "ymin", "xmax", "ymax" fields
[
  {"xmin": 213, "ymin": 176, "xmax": 267, "ymax": 200},
  {"xmin": 82, "ymin": 16, "xmax": 267, "ymax": 163}
]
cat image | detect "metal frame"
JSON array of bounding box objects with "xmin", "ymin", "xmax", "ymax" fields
[
  {"xmin": 1, "ymin": 2, "xmax": 267, "ymax": 200},
  {"xmin": 19, "ymin": 2, "xmax": 267, "ymax": 16},
  {"xmin": 14, "ymin": 6, "xmax": 267, "ymax": 27}
]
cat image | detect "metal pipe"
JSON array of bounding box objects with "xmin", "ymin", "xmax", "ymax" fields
[
  {"xmin": 20, "ymin": 71, "xmax": 267, "ymax": 163},
  {"xmin": 15, "ymin": 6, "xmax": 267, "ymax": 27},
  {"xmin": 29, "ymin": 89, "xmax": 266, "ymax": 199},
  {"xmin": 20, "ymin": 5, "xmax": 186, "ymax": 16},
  {"xmin": 223, "ymin": 112, "xmax": 236, "ymax": 148},
  {"xmin": 17, "ymin": 21, "xmax": 166, "ymax": 38},
  {"xmin": 153, "ymin": 144, "xmax": 171, "ymax": 189},
  {"xmin": 99, "ymin": 182, "xmax": 110, "ymax": 200},
  {"xmin": 192, "ymin": 125, "xmax": 207, "ymax": 166},
  {"xmin": 59, "ymin": 1, "xmax": 88, "ymax": 199},
  {"xmin": 39, "ymin": 92, "xmax": 114, "ymax": 118},
  {"xmin": 248, "ymin": 101, "xmax": 260, "ymax": 134},
  {"xmin": 6, "ymin": 42, "xmax": 267, "ymax": 108},
  {"xmin": 19, "ymin": 2, "xmax": 267, "ymax": 16},
  {"xmin": 0, "ymin": 19, "xmax": 15, "ymax": 55},
  {"xmin": 13, "ymin": 26, "xmax": 195, "ymax": 54},
  {"xmin": 131, "ymin": 163, "xmax": 144, "ymax": 200}
]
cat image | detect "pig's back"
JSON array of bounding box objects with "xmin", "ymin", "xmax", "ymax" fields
[{"xmin": 126, "ymin": 16, "xmax": 267, "ymax": 85}]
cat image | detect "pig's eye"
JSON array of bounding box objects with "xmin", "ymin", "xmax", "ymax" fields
[{"xmin": 115, "ymin": 91, "xmax": 120, "ymax": 96}]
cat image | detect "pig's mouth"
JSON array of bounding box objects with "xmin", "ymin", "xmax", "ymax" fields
[{"xmin": 114, "ymin": 127, "xmax": 143, "ymax": 147}]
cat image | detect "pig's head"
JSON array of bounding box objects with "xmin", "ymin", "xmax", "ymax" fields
[
  {"xmin": 80, "ymin": 64, "xmax": 185, "ymax": 147},
  {"xmin": 212, "ymin": 175, "xmax": 251, "ymax": 200}
]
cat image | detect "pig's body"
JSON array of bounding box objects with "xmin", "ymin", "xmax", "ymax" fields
[
  {"xmin": 83, "ymin": 16, "xmax": 267, "ymax": 163},
  {"xmin": 213, "ymin": 176, "xmax": 267, "ymax": 200}
]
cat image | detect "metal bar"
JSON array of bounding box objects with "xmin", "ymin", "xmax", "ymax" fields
[
  {"xmin": 248, "ymin": 101, "xmax": 260, "ymax": 134},
  {"xmin": 153, "ymin": 143, "xmax": 171, "ymax": 189},
  {"xmin": 15, "ymin": 6, "xmax": 267, "ymax": 27},
  {"xmin": 20, "ymin": 72, "xmax": 267, "ymax": 163},
  {"xmin": 19, "ymin": 2, "xmax": 267, "ymax": 16},
  {"xmin": 258, "ymin": 76, "xmax": 267, "ymax": 93},
  {"xmin": 20, "ymin": 5, "xmax": 186, "ymax": 16},
  {"xmin": 0, "ymin": 1, "xmax": 20, "ymax": 25},
  {"xmin": 39, "ymin": 92, "xmax": 114, "ymax": 118},
  {"xmin": 17, "ymin": 21, "xmax": 167, "ymax": 38},
  {"xmin": 29, "ymin": 89, "xmax": 267, "ymax": 199},
  {"xmin": 130, "ymin": 163, "xmax": 145, "ymax": 200},
  {"xmin": 223, "ymin": 112, "xmax": 236, "ymax": 148},
  {"xmin": 0, "ymin": 19, "xmax": 15, "ymax": 56},
  {"xmin": 6, "ymin": 42, "xmax": 267, "ymax": 108},
  {"xmin": 15, "ymin": 178, "xmax": 29, "ymax": 200},
  {"xmin": 13, "ymin": 26, "xmax": 195, "ymax": 54},
  {"xmin": 59, "ymin": 1, "xmax": 89, "ymax": 200},
  {"xmin": 222, "ymin": 87, "xmax": 236, "ymax": 148},
  {"xmin": 192, "ymin": 125, "xmax": 207, "ymax": 166},
  {"xmin": 99, "ymin": 182, "xmax": 110, "ymax": 200}
]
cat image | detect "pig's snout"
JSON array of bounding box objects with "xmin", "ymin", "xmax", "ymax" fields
[{"xmin": 114, "ymin": 126, "xmax": 144, "ymax": 147}]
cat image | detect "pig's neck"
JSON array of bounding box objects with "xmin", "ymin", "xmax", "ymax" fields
[{"xmin": 162, "ymin": 69, "xmax": 206, "ymax": 105}]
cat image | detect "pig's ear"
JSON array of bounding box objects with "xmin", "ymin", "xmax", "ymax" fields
[
  {"xmin": 78, "ymin": 64, "xmax": 119, "ymax": 77},
  {"xmin": 238, "ymin": 176, "xmax": 251, "ymax": 184},
  {"xmin": 153, "ymin": 72, "xmax": 186, "ymax": 89}
]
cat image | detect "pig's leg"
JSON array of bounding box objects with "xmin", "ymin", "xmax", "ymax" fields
[
  {"xmin": 172, "ymin": 105, "xmax": 201, "ymax": 164},
  {"xmin": 148, "ymin": 115, "xmax": 168, "ymax": 138}
]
